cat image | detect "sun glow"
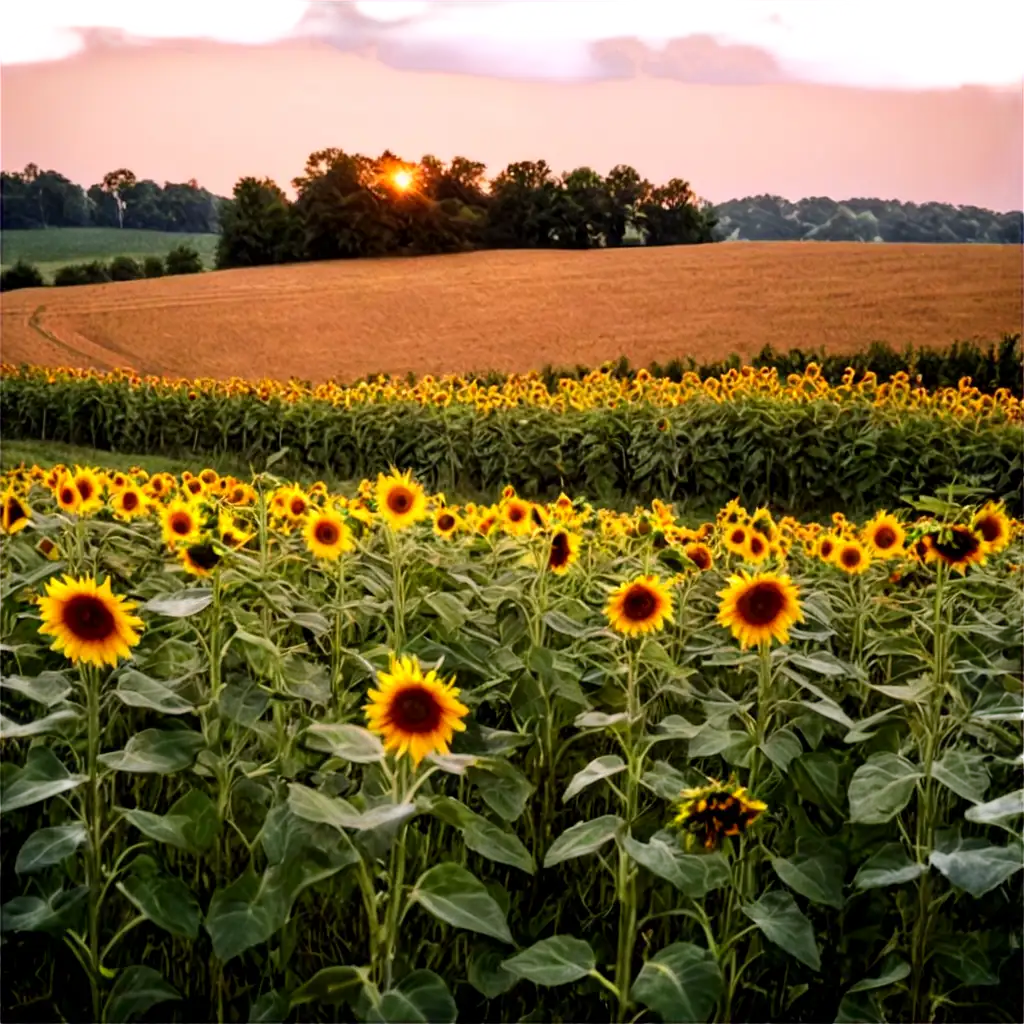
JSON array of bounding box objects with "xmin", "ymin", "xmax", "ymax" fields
[{"xmin": 390, "ymin": 169, "xmax": 414, "ymax": 192}]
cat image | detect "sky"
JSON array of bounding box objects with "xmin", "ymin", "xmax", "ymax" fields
[{"xmin": 1, "ymin": 0, "xmax": 1022, "ymax": 209}]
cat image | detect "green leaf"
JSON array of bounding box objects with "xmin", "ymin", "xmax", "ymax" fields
[
  {"xmin": 622, "ymin": 832, "xmax": 730, "ymax": 898},
  {"xmin": 848, "ymin": 753, "xmax": 921, "ymax": 824},
  {"xmin": 1, "ymin": 671, "xmax": 71, "ymax": 706},
  {"xmin": 119, "ymin": 859, "xmax": 201, "ymax": 939},
  {"xmin": 104, "ymin": 966, "xmax": 181, "ymax": 1023},
  {"xmin": 16, "ymin": 823, "xmax": 88, "ymax": 874},
  {"xmin": 0, "ymin": 886, "xmax": 88, "ymax": 933},
  {"xmin": 425, "ymin": 592, "xmax": 472, "ymax": 632},
  {"xmin": 789, "ymin": 752, "xmax": 843, "ymax": 814},
  {"xmin": 932, "ymin": 750, "xmax": 990, "ymax": 803},
  {"xmin": 0, "ymin": 707, "xmax": 80, "ymax": 739},
  {"xmin": 631, "ymin": 942, "xmax": 723, "ymax": 1023},
  {"xmin": 120, "ymin": 788, "xmax": 219, "ymax": 854},
  {"xmin": 846, "ymin": 955, "xmax": 910, "ymax": 993},
  {"xmin": 305, "ymin": 723, "xmax": 384, "ymax": 763},
  {"xmin": 543, "ymin": 815, "xmax": 622, "ymax": 868},
  {"xmin": 761, "ymin": 728, "xmax": 803, "ymax": 773},
  {"xmin": 965, "ymin": 789, "xmax": 1024, "ymax": 829},
  {"xmin": 290, "ymin": 965, "xmax": 370, "ymax": 1008},
  {"xmin": 411, "ymin": 863, "xmax": 513, "ymax": 944},
  {"xmin": 574, "ymin": 710, "xmax": 627, "ymax": 730},
  {"xmin": 287, "ymin": 783, "xmax": 362, "ymax": 831},
  {"xmin": 115, "ymin": 670, "xmax": 194, "ymax": 714},
  {"xmin": 468, "ymin": 945, "xmax": 518, "ymax": 998},
  {"xmin": 853, "ymin": 845, "xmax": 927, "ymax": 890},
  {"xmin": 462, "ymin": 818, "xmax": 535, "ymax": 875},
  {"xmin": 0, "ymin": 747, "xmax": 85, "ymax": 815},
  {"xmin": 143, "ymin": 589, "xmax": 213, "ymax": 617},
  {"xmin": 742, "ymin": 890, "xmax": 821, "ymax": 971},
  {"xmin": 542, "ymin": 610, "xmax": 603, "ymax": 639},
  {"xmin": 369, "ymin": 970, "xmax": 456, "ymax": 1024},
  {"xmin": 205, "ymin": 871, "xmax": 278, "ymax": 963},
  {"xmin": 427, "ymin": 753, "xmax": 479, "ymax": 774},
  {"xmin": 929, "ymin": 840, "xmax": 1024, "ymax": 897},
  {"xmin": 99, "ymin": 729, "xmax": 204, "ymax": 774},
  {"xmin": 934, "ymin": 932, "xmax": 1000, "ymax": 986},
  {"xmin": 248, "ymin": 989, "xmax": 290, "ymax": 1023},
  {"xmin": 467, "ymin": 760, "xmax": 534, "ymax": 822},
  {"xmin": 563, "ymin": 755, "xmax": 626, "ymax": 802},
  {"xmin": 640, "ymin": 761, "xmax": 689, "ymax": 801},
  {"xmin": 502, "ymin": 935, "xmax": 595, "ymax": 987},
  {"xmin": 771, "ymin": 843, "xmax": 845, "ymax": 909}
]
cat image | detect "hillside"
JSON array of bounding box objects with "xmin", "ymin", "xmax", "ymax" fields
[{"xmin": 1, "ymin": 243, "xmax": 1019, "ymax": 383}]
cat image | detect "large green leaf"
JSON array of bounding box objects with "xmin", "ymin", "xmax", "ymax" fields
[
  {"xmin": 0, "ymin": 747, "xmax": 85, "ymax": 815},
  {"xmin": 631, "ymin": 942, "xmax": 723, "ymax": 1023},
  {"xmin": 761, "ymin": 728, "xmax": 803, "ymax": 773},
  {"xmin": 411, "ymin": 863, "xmax": 513, "ymax": 944},
  {"xmin": 544, "ymin": 815, "xmax": 622, "ymax": 868},
  {"xmin": 468, "ymin": 945, "xmax": 518, "ymax": 998},
  {"xmin": 563, "ymin": 755, "xmax": 626, "ymax": 802},
  {"xmin": 622, "ymin": 832, "xmax": 730, "ymax": 898},
  {"xmin": 848, "ymin": 753, "xmax": 921, "ymax": 824},
  {"xmin": 929, "ymin": 840, "xmax": 1023, "ymax": 897},
  {"xmin": 290, "ymin": 965, "xmax": 370, "ymax": 1008},
  {"xmin": 640, "ymin": 761, "xmax": 689, "ymax": 801},
  {"xmin": 931, "ymin": 750, "xmax": 990, "ymax": 803},
  {"xmin": 853, "ymin": 845, "xmax": 927, "ymax": 890},
  {"xmin": 15, "ymin": 823, "xmax": 87, "ymax": 874},
  {"xmin": 0, "ymin": 706, "xmax": 80, "ymax": 740},
  {"xmin": 122, "ymin": 788, "xmax": 219, "ymax": 854},
  {"xmin": 0, "ymin": 671, "xmax": 71, "ymax": 706},
  {"xmin": 501, "ymin": 935, "xmax": 595, "ymax": 987},
  {"xmin": 368, "ymin": 971, "xmax": 456, "ymax": 1024},
  {"xmin": 846, "ymin": 955, "xmax": 910, "ymax": 993},
  {"xmin": 462, "ymin": 818, "xmax": 535, "ymax": 875},
  {"xmin": 771, "ymin": 842, "xmax": 845, "ymax": 909},
  {"xmin": 287, "ymin": 783, "xmax": 363, "ymax": 831},
  {"xmin": 143, "ymin": 589, "xmax": 213, "ymax": 617},
  {"xmin": 204, "ymin": 871, "xmax": 279, "ymax": 962},
  {"xmin": 742, "ymin": 890, "xmax": 821, "ymax": 970},
  {"xmin": 965, "ymin": 789, "xmax": 1024, "ymax": 830},
  {"xmin": 466, "ymin": 760, "xmax": 534, "ymax": 821},
  {"xmin": 118, "ymin": 857, "xmax": 201, "ymax": 939},
  {"xmin": 104, "ymin": 966, "xmax": 181, "ymax": 1024},
  {"xmin": 304, "ymin": 723, "xmax": 384, "ymax": 763},
  {"xmin": 99, "ymin": 729, "xmax": 205, "ymax": 774},
  {"xmin": 115, "ymin": 670, "xmax": 194, "ymax": 714},
  {"xmin": 0, "ymin": 886, "xmax": 88, "ymax": 933}
]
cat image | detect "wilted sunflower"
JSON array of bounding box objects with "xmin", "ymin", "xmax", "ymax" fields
[
  {"xmin": 605, "ymin": 575, "xmax": 674, "ymax": 636},
  {"xmin": 433, "ymin": 509, "xmax": 461, "ymax": 540},
  {"xmin": 110, "ymin": 485, "xmax": 148, "ymax": 522},
  {"xmin": 37, "ymin": 575, "xmax": 143, "ymax": 667},
  {"xmin": 364, "ymin": 654, "xmax": 469, "ymax": 765},
  {"xmin": 303, "ymin": 508, "xmax": 354, "ymax": 560},
  {"xmin": 835, "ymin": 538, "xmax": 871, "ymax": 575},
  {"xmin": 375, "ymin": 469, "xmax": 428, "ymax": 530},
  {"xmin": 922, "ymin": 525, "xmax": 986, "ymax": 573},
  {"xmin": 972, "ymin": 503, "xmax": 1011, "ymax": 555},
  {"xmin": 160, "ymin": 500, "xmax": 202, "ymax": 549},
  {"xmin": 684, "ymin": 542, "xmax": 714, "ymax": 572},
  {"xmin": 717, "ymin": 570, "xmax": 803, "ymax": 649},
  {"xmin": 861, "ymin": 512, "xmax": 905, "ymax": 558},
  {"xmin": 672, "ymin": 778, "xmax": 767, "ymax": 851},
  {"xmin": 1, "ymin": 489, "xmax": 30, "ymax": 535},
  {"xmin": 179, "ymin": 541, "xmax": 222, "ymax": 577},
  {"xmin": 547, "ymin": 529, "xmax": 581, "ymax": 574}
]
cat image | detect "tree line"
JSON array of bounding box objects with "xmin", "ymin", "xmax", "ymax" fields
[{"xmin": 0, "ymin": 165, "xmax": 223, "ymax": 233}]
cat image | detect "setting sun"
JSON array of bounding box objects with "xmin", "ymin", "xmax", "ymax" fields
[{"xmin": 391, "ymin": 168, "xmax": 413, "ymax": 192}]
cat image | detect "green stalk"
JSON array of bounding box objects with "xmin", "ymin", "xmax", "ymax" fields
[
  {"xmin": 380, "ymin": 759, "xmax": 410, "ymax": 991},
  {"xmin": 331, "ymin": 555, "xmax": 347, "ymax": 705},
  {"xmin": 81, "ymin": 663, "xmax": 104, "ymax": 1022}
]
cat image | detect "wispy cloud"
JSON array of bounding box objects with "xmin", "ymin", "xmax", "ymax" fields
[{"xmin": 2, "ymin": 0, "xmax": 1022, "ymax": 91}]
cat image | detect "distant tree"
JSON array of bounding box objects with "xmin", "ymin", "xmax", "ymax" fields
[
  {"xmin": 101, "ymin": 169, "xmax": 136, "ymax": 229},
  {"xmin": 0, "ymin": 260, "xmax": 45, "ymax": 291},
  {"xmin": 109, "ymin": 255, "xmax": 144, "ymax": 281},
  {"xmin": 165, "ymin": 244, "xmax": 204, "ymax": 275},
  {"xmin": 557, "ymin": 167, "xmax": 607, "ymax": 249},
  {"xmin": 639, "ymin": 179, "xmax": 715, "ymax": 246},
  {"xmin": 53, "ymin": 261, "xmax": 111, "ymax": 287},
  {"xmin": 603, "ymin": 165, "xmax": 650, "ymax": 246},
  {"xmin": 486, "ymin": 160, "xmax": 563, "ymax": 248},
  {"xmin": 142, "ymin": 255, "xmax": 165, "ymax": 278},
  {"xmin": 216, "ymin": 177, "xmax": 301, "ymax": 269}
]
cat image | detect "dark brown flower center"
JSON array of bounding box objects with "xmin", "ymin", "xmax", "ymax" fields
[
  {"xmin": 186, "ymin": 480, "xmax": 202, "ymax": 495},
  {"xmin": 314, "ymin": 520, "xmax": 340, "ymax": 546},
  {"xmin": 508, "ymin": 505, "xmax": 526, "ymax": 522},
  {"xmin": 76, "ymin": 479, "xmax": 94, "ymax": 502},
  {"xmin": 290, "ymin": 497, "xmax": 307, "ymax": 517},
  {"xmin": 840, "ymin": 546, "xmax": 862, "ymax": 568},
  {"xmin": 549, "ymin": 532, "xmax": 571, "ymax": 568},
  {"xmin": 170, "ymin": 513, "xmax": 192, "ymax": 536},
  {"xmin": 7, "ymin": 498, "xmax": 27, "ymax": 526},
  {"xmin": 388, "ymin": 487, "xmax": 412, "ymax": 514},
  {"xmin": 391, "ymin": 686, "xmax": 442, "ymax": 733},
  {"xmin": 60, "ymin": 487, "xmax": 76, "ymax": 505},
  {"xmin": 186, "ymin": 544, "xmax": 221, "ymax": 572},
  {"xmin": 932, "ymin": 527, "xmax": 981, "ymax": 563},
  {"xmin": 437, "ymin": 514, "xmax": 456, "ymax": 532},
  {"xmin": 730, "ymin": 528, "xmax": 746, "ymax": 546},
  {"xmin": 230, "ymin": 487, "xmax": 245, "ymax": 503},
  {"xmin": 819, "ymin": 540, "xmax": 834, "ymax": 558},
  {"xmin": 749, "ymin": 536, "xmax": 765, "ymax": 556},
  {"xmin": 63, "ymin": 594, "xmax": 116, "ymax": 641},
  {"xmin": 736, "ymin": 582, "xmax": 785, "ymax": 626},
  {"xmin": 873, "ymin": 526, "xmax": 897, "ymax": 549},
  {"xmin": 121, "ymin": 491, "xmax": 139, "ymax": 511},
  {"xmin": 688, "ymin": 546, "xmax": 711, "ymax": 571},
  {"xmin": 976, "ymin": 516, "xmax": 1002, "ymax": 543},
  {"xmin": 622, "ymin": 585, "xmax": 658, "ymax": 622}
]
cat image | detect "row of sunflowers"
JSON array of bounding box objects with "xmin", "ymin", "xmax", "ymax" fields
[{"xmin": 1, "ymin": 463, "xmax": 1022, "ymax": 1024}]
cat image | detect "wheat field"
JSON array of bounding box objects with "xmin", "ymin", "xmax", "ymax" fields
[{"xmin": 1, "ymin": 243, "xmax": 1019, "ymax": 381}]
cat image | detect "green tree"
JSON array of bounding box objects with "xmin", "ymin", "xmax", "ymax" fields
[
  {"xmin": 215, "ymin": 177, "xmax": 300, "ymax": 269},
  {"xmin": 101, "ymin": 168, "xmax": 136, "ymax": 229}
]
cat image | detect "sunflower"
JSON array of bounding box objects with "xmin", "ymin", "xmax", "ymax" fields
[
  {"xmin": 303, "ymin": 508, "xmax": 354, "ymax": 560},
  {"xmin": 547, "ymin": 529, "xmax": 581, "ymax": 574},
  {"xmin": 199, "ymin": 468, "xmax": 220, "ymax": 488},
  {"xmin": 501, "ymin": 498, "xmax": 534, "ymax": 537},
  {"xmin": 179, "ymin": 541, "xmax": 222, "ymax": 577},
  {"xmin": 71, "ymin": 467, "xmax": 104, "ymax": 515},
  {"xmin": 684, "ymin": 542, "xmax": 714, "ymax": 572},
  {"xmin": 672, "ymin": 778, "xmax": 767, "ymax": 851},
  {"xmin": 281, "ymin": 486, "xmax": 311, "ymax": 521},
  {"xmin": 745, "ymin": 532, "xmax": 770, "ymax": 564},
  {"xmin": 433, "ymin": 509, "xmax": 461, "ymax": 540},
  {"xmin": 37, "ymin": 575, "xmax": 143, "ymax": 667},
  {"xmin": 862, "ymin": 513, "xmax": 905, "ymax": 558},
  {"xmin": 218, "ymin": 511, "xmax": 254, "ymax": 549},
  {"xmin": 835, "ymin": 539, "xmax": 871, "ymax": 575},
  {"xmin": 160, "ymin": 500, "xmax": 202, "ymax": 549},
  {"xmin": 923, "ymin": 525, "xmax": 986, "ymax": 573},
  {"xmin": 364, "ymin": 654, "xmax": 470, "ymax": 765},
  {"xmin": 605, "ymin": 575, "xmax": 674, "ymax": 636},
  {"xmin": 815, "ymin": 534, "xmax": 839, "ymax": 564},
  {"xmin": 181, "ymin": 476, "xmax": 205, "ymax": 499},
  {"xmin": 375, "ymin": 469, "xmax": 427, "ymax": 530},
  {"xmin": 110, "ymin": 485, "xmax": 148, "ymax": 522},
  {"xmin": 972, "ymin": 503, "xmax": 1011, "ymax": 555},
  {"xmin": 1, "ymin": 488, "xmax": 30, "ymax": 535},
  {"xmin": 55, "ymin": 475, "xmax": 82, "ymax": 514},
  {"xmin": 722, "ymin": 524, "xmax": 750, "ymax": 557},
  {"xmin": 717, "ymin": 570, "xmax": 803, "ymax": 649}
]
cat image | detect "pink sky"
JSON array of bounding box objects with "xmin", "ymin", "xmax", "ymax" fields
[{"xmin": 1, "ymin": 2, "xmax": 1021, "ymax": 208}]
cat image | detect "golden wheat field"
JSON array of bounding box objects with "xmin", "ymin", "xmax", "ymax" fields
[{"xmin": 1, "ymin": 242, "xmax": 1019, "ymax": 381}]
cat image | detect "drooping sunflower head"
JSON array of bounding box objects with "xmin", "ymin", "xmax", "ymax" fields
[
  {"xmin": 923, "ymin": 524, "xmax": 986, "ymax": 574},
  {"xmin": 433, "ymin": 509, "xmax": 461, "ymax": 540},
  {"xmin": 684, "ymin": 542, "xmax": 714, "ymax": 572},
  {"xmin": 1, "ymin": 488, "xmax": 31, "ymax": 535},
  {"xmin": 717, "ymin": 570, "xmax": 803, "ymax": 649},
  {"xmin": 605, "ymin": 575, "xmax": 674, "ymax": 637},
  {"xmin": 671, "ymin": 777, "xmax": 767, "ymax": 851},
  {"xmin": 364, "ymin": 654, "xmax": 470, "ymax": 765},
  {"xmin": 547, "ymin": 529, "xmax": 581, "ymax": 574},
  {"xmin": 110, "ymin": 485, "xmax": 148, "ymax": 522},
  {"xmin": 862, "ymin": 512, "xmax": 905, "ymax": 558},
  {"xmin": 972, "ymin": 503, "xmax": 1011, "ymax": 555},
  {"xmin": 303, "ymin": 508, "xmax": 354, "ymax": 561},
  {"xmin": 37, "ymin": 575, "xmax": 143, "ymax": 667},
  {"xmin": 836, "ymin": 539, "xmax": 871, "ymax": 575},
  {"xmin": 160, "ymin": 499, "xmax": 202, "ymax": 549},
  {"xmin": 375, "ymin": 469, "xmax": 428, "ymax": 531},
  {"xmin": 179, "ymin": 540, "xmax": 222, "ymax": 577}
]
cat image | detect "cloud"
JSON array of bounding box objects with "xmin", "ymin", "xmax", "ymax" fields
[{"xmin": 2, "ymin": 0, "xmax": 1022, "ymax": 91}]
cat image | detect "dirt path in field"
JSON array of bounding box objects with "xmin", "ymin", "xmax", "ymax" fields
[{"xmin": 1, "ymin": 243, "xmax": 1020, "ymax": 382}]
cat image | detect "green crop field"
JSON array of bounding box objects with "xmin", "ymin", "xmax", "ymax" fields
[{"xmin": 0, "ymin": 227, "xmax": 218, "ymax": 280}]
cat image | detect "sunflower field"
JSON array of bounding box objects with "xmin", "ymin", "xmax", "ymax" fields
[
  {"xmin": 1, "ymin": 460, "xmax": 1022, "ymax": 1024},
  {"xmin": 2, "ymin": 360, "xmax": 1021, "ymax": 514}
]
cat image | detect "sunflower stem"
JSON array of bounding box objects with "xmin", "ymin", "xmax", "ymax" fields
[
  {"xmin": 81, "ymin": 663, "xmax": 104, "ymax": 1023},
  {"xmin": 380, "ymin": 757, "xmax": 410, "ymax": 991},
  {"xmin": 332, "ymin": 554, "xmax": 347, "ymax": 706}
]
